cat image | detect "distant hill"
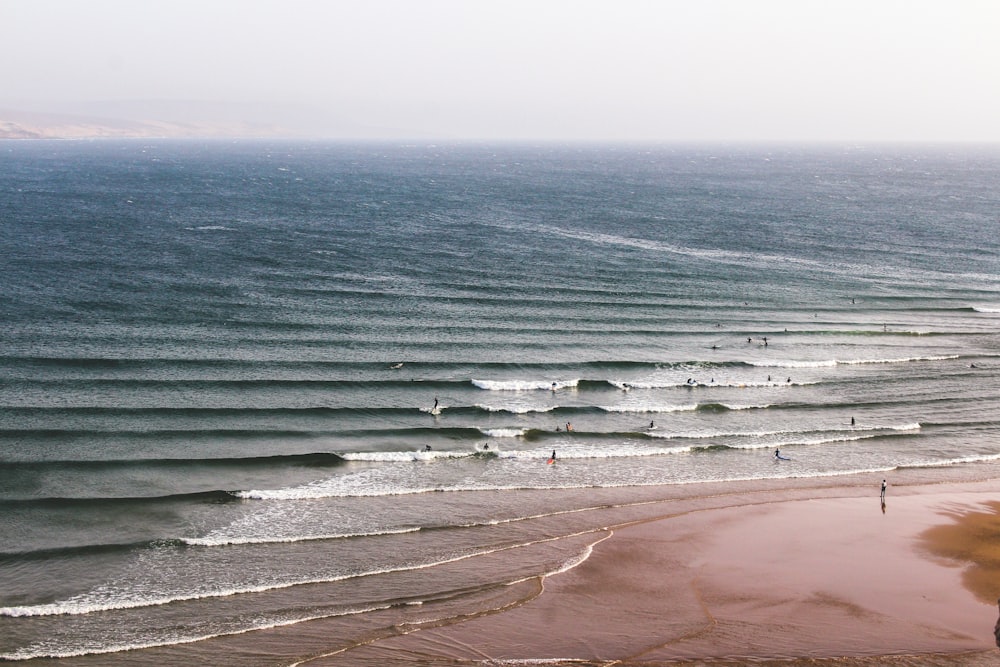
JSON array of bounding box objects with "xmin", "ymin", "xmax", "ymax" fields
[{"xmin": 0, "ymin": 108, "xmax": 291, "ymax": 140}]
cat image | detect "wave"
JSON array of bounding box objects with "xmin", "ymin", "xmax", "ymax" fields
[
  {"xmin": 0, "ymin": 538, "xmax": 186, "ymax": 563},
  {"xmin": 181, "ymin": 526, "xmax": 422, "ymax": 547},
  {"xmin": 0, "ymin": 603, "xmax": 399, "ymax": 661},
  {"xmin": 747, "ymin": 354, "xmax": 960, "ymax": 368},
  {"xmin": 897, "ymin": 451, "xmax": 1000, "ymax": 468},
  {"xmin": 472, "ymin": 378, "xmax": 580, "ymax": 391},
  {"xmin": 600, "ymin": 402, "xmax": 775, "ymax": 414},
  {"xmin": 0, "ymin": 377, "xmax": 466, "ymax": 390},
  {"xmin": 0, "ymin": 489, "xmax": 240, "ymax": 511},
  {"xmin": 0, "ymin": 452, "xmax": 345, "ymax": 471},
  {"xmin": 479, "ymin": 427, "xmax": 528, "ymax": 438},
  {"xmin": 599, "ymin": 403, "xmax": 699, "ymax": 414},
  {"xmin": 656, "ymin": 422, "xmax": 922, "ymax": 442},
  {"xmin": 0, "ymin": 524, "xmax": 431, "ymax": 563},
  {"xmin": 0, "ymin": 406, "xmax": 407, "ymax": 418},
  {"xmin": 692, "ymin": 427, "xmax": 920, "ymax": 452},
  {"xmin": 475, "ymin": 404, "xmax": 558, "ymax": 414}
]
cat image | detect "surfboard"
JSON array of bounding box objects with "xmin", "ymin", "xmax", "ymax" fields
[
  {"xmin": 775, "ymin": 455, "xmax": 791, "ymax": 461},
  {"xmin": 547, "ymin": 458, "xmax": 555, "ymax": 464},
  {"xmin": 430, "ymin": 407, "xmax": 441, "ymax": 416}
]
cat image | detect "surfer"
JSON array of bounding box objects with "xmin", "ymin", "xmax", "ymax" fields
[
  {"xmin": 565, "ymin": 422, "xmax": 573, "ymax": 432},
  {"xmin": 550, "ymin": 450, "xmax": 556, "ymax": 461},
  {"xmin": 880, "ymin": 479, "xmax": 887, "ymax": 503},
  {"xmin": 851, "ymin": 416, "xmax": 855, "ymax": 425},
  {"xmin": 424, "ymin": 445, "xmax": 432, "ymax": 452},
  {"xmin": 774, "ymin": 448, "xmax": 780, "ymax": 460},
  {"xmin": 649, "ymin": 420, "xmax": 655, "ymax": 429},
  {"xmin": 433, "ymin": 397, "xmax": 439, "ymax": 411}
]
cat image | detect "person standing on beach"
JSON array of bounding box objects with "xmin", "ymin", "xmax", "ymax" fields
[{"xmin": 880, "ymin": 479, "xmax": 887, "ymax": 503}]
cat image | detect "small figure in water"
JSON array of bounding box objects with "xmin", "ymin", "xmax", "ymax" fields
[
  {"xmin": 880, "ymin": 479, "xmax": 887, "ymax": 503},
  {"xmin": 482, "ymin": 443, "xmax": 490, "ymax": 450},
  {"xmin": 565, "ymin": 422, "xmax": 573, "ymax": 432},
  {"xmin": 774, "ymin": 448, "xmax": 781, "ymax": 459},
  {"xmin": 851, "ymin": 416, "xmax": 855, "ymax": 425},
  {"xmin": 649, "ymin": 420, "xmax": 655, "ymax": 429},
  {"xmin": 424, "ymin": 445, "xmax": 432, "ymax": 452},
  {"xmin": 433, "ymin": 397, "xmax": 439, "ymax": 411},
  {"xmin": 550, "ymin": 450, "xmax": 557, "ymax": 461}
]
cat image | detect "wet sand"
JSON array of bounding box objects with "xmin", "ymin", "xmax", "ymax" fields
[{"xmin": 305, "ymin": 479, "xmax": 1000, "ymax": 666}]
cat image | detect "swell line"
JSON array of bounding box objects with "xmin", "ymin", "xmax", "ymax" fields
[{"xmin": 0, "ymin": 452, "xmax": 345, "ymax": 470}]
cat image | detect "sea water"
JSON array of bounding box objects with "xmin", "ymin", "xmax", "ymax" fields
[{"xmin": 1, "ymin": 140, "xmax": 999, "ymax": 662}]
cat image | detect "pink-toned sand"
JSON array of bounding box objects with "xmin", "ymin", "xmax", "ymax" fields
[{"xmin": 309, "ymin": 481, "xmax": 1000, "ymax": 665}]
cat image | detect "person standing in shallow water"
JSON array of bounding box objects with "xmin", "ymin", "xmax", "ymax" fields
[{"xmin": 880, "ymin": 479, "xmax": 887, "ymax": 503}]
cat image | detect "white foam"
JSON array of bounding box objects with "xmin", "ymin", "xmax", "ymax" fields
[
  {"xmin": 182, "ymin": 526, "xmax": 421, "ymax": 547},
  {"xmin": 479, "ymin": 427, "xmax": 527, "ymax": 438},
  {"xmin": 472, "ymin": 378, "xmax": 579, "ymax": 391},
  {"xmin": 338, "ymin": 450, "xmax": 466, "ymax": 462},
  {"xmin": 599, "ymin": 404, "xmax": 698, "ymax": 414},
  {"xmin": 476, "ymin": 404, "xmax": 556, "ymax": 414},
  {"xmin": 748, "ymin": 355, "xmax": 958, "ymax": 368}
]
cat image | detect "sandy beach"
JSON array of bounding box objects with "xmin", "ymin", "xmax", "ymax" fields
[{"xmin": 291, "ymin": 476, "xmax": 1000, "ymax": 666}]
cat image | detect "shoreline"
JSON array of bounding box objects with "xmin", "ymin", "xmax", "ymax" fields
[
  {"xmin": 20, "ymin": 470, "xmax": 1000, "ymax": 666},
  {"xmin": 297, "ymin": 473, "xmax": 1000, "ymax": 666}
]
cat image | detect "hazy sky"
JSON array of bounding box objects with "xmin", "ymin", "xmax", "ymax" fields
[{"xmin": 2, "ymin": 0, "xmax": 998, "ymax": 141}]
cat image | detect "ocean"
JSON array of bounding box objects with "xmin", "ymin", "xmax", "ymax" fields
[{"xmin": 1, "ymin": 140, "xmax": 999, "ymax": 664}]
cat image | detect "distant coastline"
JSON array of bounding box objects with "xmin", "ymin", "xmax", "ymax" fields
[{"xmin": 0, "ymin": 108, "xmax": 290, "ymax": 140}]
